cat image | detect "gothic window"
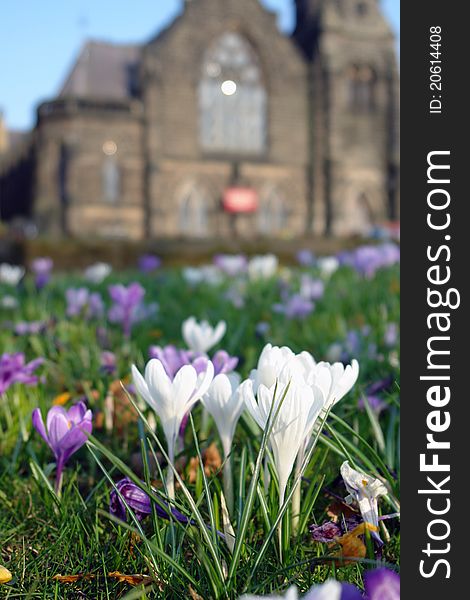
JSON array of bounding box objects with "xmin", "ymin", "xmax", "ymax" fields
[
  {"xmin": 199, "ymin": 32, "xmax": 267, "ymax": 154},
  {"xmin": 346, "ymin": 65, "xmax": 376, "ymax": 111},
  {"xmin": 258, "ymin": 187, "xmax": 287, "ymax": 235},
  {"xmin": 102, "ymin": 158, "xmax": 120, "ymax": 203},
  {"xmin": 178, "ymin": 184, "xmax": 210, "ymax": 237},
  {"xmin": 102, "ymin": 140, "xmax": 120, "ymax": 203},
  {"xmin": 355, "ymin": 2, "xmax": 369, "ymax": 17}
]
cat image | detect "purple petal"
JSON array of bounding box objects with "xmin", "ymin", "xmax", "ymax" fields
[
  {"xmin": 364, "ymin": 568, "xmax": 400, "ymax": 600},
  {"xmin": 67, "ymin": 401, "xmax": 87, "ymax": 425},
  {"xmin": 48, "ymin": 412, "xmax": 71, "ymax": 452},
  {"xmin": 340, "ymin": 583, "xmax": 363, "ymax": 600},
  {"xmin": 310, "ymin": 521, "xmax": 342, "ymax": 543},
  {"xmin": 58, "ymin": 419, "xmax": 92, "ymax": 462},
  {"xmin": 32, "ymin": 408, "xmax": 50, "ymax": 447}
]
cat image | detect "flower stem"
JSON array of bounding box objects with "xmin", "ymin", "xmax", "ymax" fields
[
  {"xmin": 291, "ymin": 450, "xmax": 304, "ymax": 535},
  {"xmin": 223, "ymin": 454, "xmax": 234, "ymax": 516},
  {"xmin": 166, "ymin": 445, "xmax": 175, "ymax": 500},
  {"xmin": 55, "ymin": 463, "xmax": 64, "ymax": 497}
]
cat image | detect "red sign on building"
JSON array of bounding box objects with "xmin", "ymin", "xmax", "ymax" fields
[{"xmin": 223, "ymin": 188, "xmax": 258, "ymax": 213}]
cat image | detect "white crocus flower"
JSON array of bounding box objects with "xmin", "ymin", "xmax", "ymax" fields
[
  {"xmin": 240, "ymin": 586, "xmax": 299, "ymax": 600},
  {"xmin": 247, "ymin": 254, "xmax": 279, "ymax": 281},
  {"xmin": 1, "ymin": 295, "xmax": 18, "ymax": 309},
  {"xmin": 0, "ymin": 264, "xmax": 25, "ymax": 286},
  {"xmin": 202, "ymin": 373, "xmax": 242, "ymax": 458},
  {"xmin": 240, "ymin": 580, "xmax": 344, "ymax": 600},
  {"xmin": 202, "ymin": 372, "xmax": 242, "ymax": 512},
  {"xmin": 241, "ymin": 366, "xmax": 323, "ymax": 509},
  {"xmin": 249, "ymin": 343, "xmax": 316, "ymax": 394},
  {"xmin": 317, "ymin": 256, "xmax": 339, "ymax": 277},
  {"xmin": 84, "ymin": 262, "xmax": 112, "ymax": 284},
  {"xmin": 306, "ymin": 360, "xmax": 359, "ymax": 412},
  {"xmin": 182, "ymin": 316, "xmax": 226, "ymax": 354},
  {"xmin": 132, "ymin": 358, "xmax": 214, "ymax": 498},
  {"xmin": 182, "ymin": 265, "xmax": 223, "ymax": 286},
  {"xmin": 340, "ymin": 461, "xmax": 388, "ymax": 541}
]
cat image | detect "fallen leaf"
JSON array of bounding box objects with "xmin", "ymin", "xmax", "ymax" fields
[
  {"xmin": 186, "ymin": 443, "xmax": 223, "ymax": 483},
  {"xmin": 188, "ymin": 585, "xmax": 204, "ymax": 600},
  {"xmin": 203, "ymin": 443, "xmax": 222, "ymax": 476},
  {"xmin": 108, "ymin": 571, "xmax": 153, "ymax": 586},
  {"xmin": 0, "ymin": 566, "xmax": 12, "ymax": 584},
  {"xmin": 53, "ymin": 574, "xmax": 95, "ymax": 583},
  {"xmin": 326, "ymin": 499, "xmax": 359, "ymax": 522}
]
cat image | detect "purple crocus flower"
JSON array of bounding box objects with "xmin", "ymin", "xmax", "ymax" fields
[
  {"xmin": 366, "ymin": 376, "xmax": 394, "ymax": 396},
  {"xmin": 299, "ymin": 275, "xmax": 325, "ymax": 301},
  {"xmin": 66, "ymin": 288, "xmax": 104, "ymax": 319},
  {"xmin": 31, "ymin": 257, "xmax": 53, "ymax": 289},
  {"xmin": 212, "ymin": 350, "xmax": 239, "ymax": 375},
  {"xmin": 100, "ymin": 351, "xmax": 117, "ymax": 375},
  {"xmin": 32, "ymin": 401, "xmax": 92, "ymax": 492},
  {"xmin": 384, "ymin": 323, "xmax": 398, "ymax": 348},
  {"xmin": 339, "ymin": 584, "xmax": 363, "ymax": 600},
  {"xmin": 108, "ymin": 282, "xmax": 146, "ymax": 338},
  {"xmin": 0, "ymin": 352, "xmax": 44, "ymax": 396},
  {"xmin": 138, "ymin": 254, "xmax": 161, "ymax": 273},
  {"xmin": 148, "ymin": 345, "xmax": 193, "ymax": 379},
  {"xmin": 309, "ymin": 521, "xmax": 342, "ymax": 543},
  {"xmin": 273, "ymin": 294, "xmax": 315, "ymax": 319},
  {"xmin": 14, "ymin": 320, "xmax": 47, "ymax": 336},
  {"xmin": 358, "ymin": 395, "xmax": 388, "ymax": 414},
  {"xmin": 338, "ymin": 243, "xmax": 400, "ymax": 279},
  {"xmin": 255, "ymin": 321, "xmax": 270, "ymax": 337},
  {"xmin": 110, "ymin": 477, "xmax": 193, "ymax": 524},
  {"xmin": 364, "ymin": 568, "xmax": 400, "ymax": 600},
  {"xmin": 213, "ymin": 254, "xmax": 248, "ymax": 277},
  {"xmin": 296, "ymin": 249, "xmax": 316, "ymax": 267}
]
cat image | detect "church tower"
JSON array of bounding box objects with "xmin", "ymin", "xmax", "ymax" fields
[{"xmin": 294, "ymin": 0, "xmax": 399, "ymax": 235}]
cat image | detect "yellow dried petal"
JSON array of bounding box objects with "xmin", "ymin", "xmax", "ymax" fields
[
  {"xmin": 53, "ymin": 392, "xmax": 71, "ymax": 406},
  {"xmin": 329, "ymin": 522, "xmax": 379, "ymax": 563},
  {"xmin": 0, "ymin": 566, "xmax": 12, "ymax": 584}
]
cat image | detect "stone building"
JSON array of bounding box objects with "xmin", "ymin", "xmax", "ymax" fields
[{"xmin": 0, "ymin": 0, "xmax": 399, "ymax": 240}]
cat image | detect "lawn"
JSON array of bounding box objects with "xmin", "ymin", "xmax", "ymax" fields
[{"xmin": 0, "ymin": 247, "xmax": 400, "ymax": 598}]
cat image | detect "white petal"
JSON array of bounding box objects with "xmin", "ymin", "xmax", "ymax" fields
[
  {"xmin": 131, "ymin": 365, "xmax": 156, "ymax": 410},
  {"xmin": 211, "ymin": 320, "xmax": 227, "ymax": 347},
  {"xmin": 182, "ymin": 316, "xmax": 197, "ymax": 349},
  {"xmin": 172, "ymin": 365, "xmax": 198, "ymax": 412},
  {"xmin": 304, "ymin": 581, "xmax": 342, "ymax": 600},
  {"xmin": 145, "ymin": 359, "xmax": 173, "ymax": 416}
]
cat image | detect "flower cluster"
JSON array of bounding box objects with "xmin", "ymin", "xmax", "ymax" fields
[
  {"xmin": 240, "ymin": 567, "xmax": 399, "ymax": 599},
  {"xmin": 0, "ymin": 352, "xmax": 43, "ymax": 396}
]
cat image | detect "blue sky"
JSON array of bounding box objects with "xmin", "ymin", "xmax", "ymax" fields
[{"xmin": 0, "ymin": 1, "xmax": 399, "ymax": 131}]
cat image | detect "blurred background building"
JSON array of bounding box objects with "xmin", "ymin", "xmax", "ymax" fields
[{"xmin": 0, "ymin": 0, "xmax": 399, "ymax": 241}]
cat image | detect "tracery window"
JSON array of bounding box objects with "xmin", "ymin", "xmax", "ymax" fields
[
  {"xmin": 178, "ymin": 184, "xmax": 210, "ymax": 237},
  {"xmin": 102, "ymin": 157, "xmax": 120, "ymax": 203},
  {"xmin": 102, "ymin": 140, "xmax": 120, "ymax": 203},
  {"xmin": 199, "ymin": 32, "xmax": 267, "ymax": 154},
  {"xmin": 346, "ymin": 65, "xmax": 376, "ymax": 111}
]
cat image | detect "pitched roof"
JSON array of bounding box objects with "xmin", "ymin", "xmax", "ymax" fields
[{"xmin": 59, "ymin": 41, "xmax": 141, "ymax": 100}]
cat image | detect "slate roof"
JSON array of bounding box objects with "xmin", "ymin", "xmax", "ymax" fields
[{"xmin": 59, "ymin": 41, "xmax": 142, "ymax": 100}]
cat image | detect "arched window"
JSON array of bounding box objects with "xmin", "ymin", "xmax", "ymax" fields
[
  {"xmin": 258, "ymin": 187, "xmax": 287, "ymax": 235},
  {"xmin": 178, "ymin": 184, "xmax": 210, "ymax": 237},
  {"xmin": 346, "ymin": 65, "xmax": 376, "ymax": 111},
  {"xmin": 102, "ymin": 157, "xmax": 120, "ymax": 203},
  {"xmin": 199, "ymin": 32, "xmax": 267, "ymax": 154},
  {"xmin": 355, "ymin": 2, "xmax": 369, "ymax": 17}
]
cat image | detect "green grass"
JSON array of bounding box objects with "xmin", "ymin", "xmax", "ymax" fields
[{"xmin": 0, "ymin": 262, "xmax": 400, "ymax": 598}]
